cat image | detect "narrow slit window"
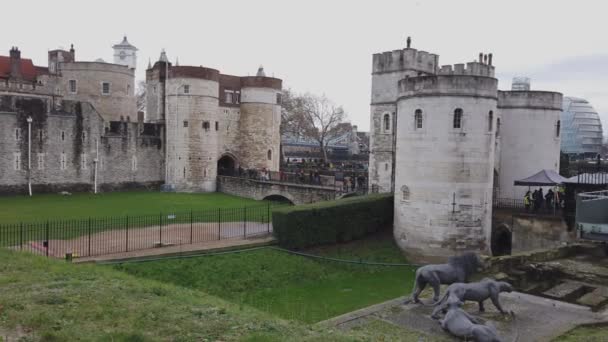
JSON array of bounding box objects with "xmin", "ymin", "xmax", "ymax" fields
[
  {"xmin": 414, "ymin": 109, "xmax": 423, "ymax": 129},
  {"xmin": 453, "ymin": 108, "xmax": 463, "ymax": 129},
  {"xmin": 383, "ymin": 113, "xmax": 390, "ymax": 132},
  {"xmin": 488, "ymin": 111, "xmax": 493, "ymax": 132}
]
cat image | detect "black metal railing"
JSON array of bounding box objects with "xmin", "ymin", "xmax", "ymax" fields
[
  {"xmin": 218, "ymin": 168, "xmax": 369, "ymax": 194},
  {"xmin": 493, "ymin": 197, "xmax": 562, "ymax": 216},
  {"xmin": 0, "ymin": 204, "xmax": 285, "ymax": 259}
]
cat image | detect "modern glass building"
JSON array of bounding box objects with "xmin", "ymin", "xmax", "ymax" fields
[{"xmin": 561, "ymin": 97, "xmax": 604, "ymax": 158}]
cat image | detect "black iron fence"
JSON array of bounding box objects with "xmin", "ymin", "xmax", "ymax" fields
[
  {"xmin": 219, "ymin": 168, "xmax": 369, "ymax": 193},
  {"xmin": 493, "ymin": 197, "xmax": 562, "ymax": 217},
  {"xmin": 0, "ymin": 204, "xmax": 284, "ymax": 259}
]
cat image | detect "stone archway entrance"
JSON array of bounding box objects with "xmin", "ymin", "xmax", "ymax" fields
[
  {"xmin": 217, "ymin": 154, "xmax": 237, "ymax": 176},
  {"xmin": 491, "ymin": 223, "xmax": 512, "ymax": 256}
]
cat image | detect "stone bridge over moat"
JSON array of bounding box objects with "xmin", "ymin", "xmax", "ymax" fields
[{"xmin": 217, "ymin": 176, "xmax": 342, "ymax": 205}]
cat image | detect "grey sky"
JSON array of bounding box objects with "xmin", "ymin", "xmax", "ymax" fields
[{"xmin": 3, "ymin": 0, "xmax": 607, "ymax": 134}]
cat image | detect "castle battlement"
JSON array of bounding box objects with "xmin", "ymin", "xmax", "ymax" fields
[
  {"xmin": 398, "ymin": 74, "xmax": 498, "ymax": 99},
  {"xmin": 372, "ymin": 48, "xmax": 438, "ymax": 75},
  {"xmin": 438, "ymin": 62, "xmax": 495, "ymax": 77},
  {"xmin": 498, "ymin": 90, "xmax": 563, "ymax": 110}
]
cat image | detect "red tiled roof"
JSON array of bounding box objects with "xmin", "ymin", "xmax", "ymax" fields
[{"xmin": 0, "ymin": 55, "xmax": 38, "ymax": 81}]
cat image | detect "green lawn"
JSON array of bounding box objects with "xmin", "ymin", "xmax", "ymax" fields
[
  {"xmin": 0, "ymin": 247, "xmax": 358, "ymax": 341},
  {"xmin": 114, "ymin": 232, "xmax": 418, "ymax": 323},
  {"xmin": 0, "ymin": 192, "xmax": 265, "ymax": 224}
]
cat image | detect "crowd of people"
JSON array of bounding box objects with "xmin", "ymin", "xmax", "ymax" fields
[{"xmin": 523, "ymin": 187, "xmax": 565, "ymax": 213}]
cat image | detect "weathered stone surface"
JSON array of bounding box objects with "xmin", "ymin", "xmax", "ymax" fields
[
  {"xmin": 217, "ymin": 176, "xmax": 337, "ymax": 205},
  {"xmin": 577, "ymin": 287, "xmax": 608, "ymax": 307},
  {"xmin": 0, "ymin": 98, "xmax": 164, "ymax": 195}
]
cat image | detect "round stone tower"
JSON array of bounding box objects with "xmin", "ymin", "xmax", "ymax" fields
[
  {"xmin": 497, "ymin": 90, "xmax": 563, "ymax": 199},
  {"xmin": 165, "ymin": 66, "xmax": 220, "ymax": 192},
  {"xmin": 394, "ymin": 63, "xmax": 498, "ymax": 262},
  {"xmin": 238, "ymin": 68, "xmax": 282, "ymax": 171}
]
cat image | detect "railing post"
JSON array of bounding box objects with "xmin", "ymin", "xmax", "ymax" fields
[
  {"xmin": 267, "ymin": 202, "xmax": 270, "ymax": 234},
  {"xmin": 45, "ymin": 220, "xmax": 49, "ymax": 257},
  {"xmin": 88, "ymin": 217, "xmax": 91, "ymax": 257},
  {"xmin": 190, "ymin": 210, "xmax": 193, "ymax": 244},
  {"xmin": 20, "ymin": 222, "xmax": 23, "ymax": 251},
  {"xmin": 217, "ymin": 208, "xmax": 221, "ymax": 240},
  {"xmin": 159, "ymin": 212, "xmax": 163, "ymax": 245},
  {"xmin": 243, "ymin": 207, "xmax": 247, "ymax": 238},
  {"xmin": 125, "ymin": 215, "xmax": 129, "ymax": 252}
]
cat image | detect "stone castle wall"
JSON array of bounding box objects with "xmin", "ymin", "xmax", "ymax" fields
[
  {"xmin": 0, "ymin": 95, "xmax": 163, "ymax": 195},
  {"xmin": 60, "ymin": 62, "xmax": 136, "ymax": 122},
  {"xmin": 239, "ymin": 85, "xmax": 281, "ymax": 171}
]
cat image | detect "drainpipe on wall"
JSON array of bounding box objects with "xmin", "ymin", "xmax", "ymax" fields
[
  {"xmin": 391, "ymin": 111, "xmax": 397, "ymax": 193},
  {"xmin": 26, "ymin": 116, "xmax": 32, "ymax": 196},
  {"xmin": 94, "ymin": 138, "xmax": 99, "ymax": 194}
]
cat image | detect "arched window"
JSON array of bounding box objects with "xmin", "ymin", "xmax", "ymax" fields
[
  {"xmin": 488, "ymin": 111, "xmax": 493, "ymax": 132},
  {"xmin": 267, "ymin": 149, "xmax": 272, "ymax": 160},
  {"xmin": 556, "ymin": 120, "xmax": 561, "ymax": 137},
  {"xmin": 401, "ymin": 185, "xmax": 410, "ymax": 201},
  {"xmin": 414, "ymin": 109, "xmax": 423, "ymax": 129},
  {"xmin": 383, "ymin": 113, "xmax": 390, "ymax": 132},
  {"xmin": 453, "ymin": 108, "xmax": 463, "ymax": 129},
  {"xmin": 496, "ymin": 118, "xmax": 501, "ymax": 137}
]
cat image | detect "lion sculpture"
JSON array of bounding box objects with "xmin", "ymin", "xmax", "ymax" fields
[
  {"xmin": 431, "ymin": 278, "xmax": 513, "ymax": 319},
  {"xmin": 439, "ymin": 300, "xmax": 503, "ymax": 342},
  {"xmin": 404, "ymin": 252, "xmax": 483, "ymax": 304}
]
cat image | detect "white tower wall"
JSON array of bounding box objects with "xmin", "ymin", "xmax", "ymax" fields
[
  {"xmin": 497, "ymin": 91, "xmax": 563, "ymax": 199},
  {"xmin": 368, "ymin": 48, "xmax": 439, "ymax": 193},
  {"xmin": 394, "ymin": 75, "xmax": 497, "ymax": 262}
]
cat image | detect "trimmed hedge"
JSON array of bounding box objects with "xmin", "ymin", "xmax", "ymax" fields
[{"xmin": 272, "ymin": 194, "xmax": 393, "ymax": 249}]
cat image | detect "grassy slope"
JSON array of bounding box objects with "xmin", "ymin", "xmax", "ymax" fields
[
  {"xmin": 0, "ymin": 248, "xmax": 359, "ymax": 342},
  {"xmin": 0, "ymin": 192, "xmax": 264, "ymax": 224},
  {"xmin": 114, "ymin": 233, "xmax": 418, "ymax": 323},
  {"xmin": 553, "ymin": 324, "xmax": 608, "ymax": 342}
]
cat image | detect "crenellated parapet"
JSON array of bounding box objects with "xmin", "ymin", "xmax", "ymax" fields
[
  {"xmin": 398, "ymin": 74, "xmax": 498, "ymax": 100},
  {"xmin": 372, "ymin": 48, "xmax": 438, "ymax": 75},
  {"xmin": 437, "ymin": 61, "xmax": 495, "ymax": 77},
  {"xmin": 498, "ymin": 90, "xmax": 563, "ymax": 110}
]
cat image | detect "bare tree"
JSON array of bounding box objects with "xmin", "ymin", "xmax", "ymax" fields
[
  {"xmin": 136, "ymin": 80, "xmax": 146, "ymax": 114},
  {"xmin": 303, "ymin": 94, "xmax": 347, "ymax": 161},
  {"xmin": 281, "ymin": 90, "xmax": 348, "ymax": 161},
  {"xmin": 280, "ymin": 88, "xmax": 308, "ymax": 136}
]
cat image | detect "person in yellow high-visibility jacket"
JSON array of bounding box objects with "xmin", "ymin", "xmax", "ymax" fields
[{"xmin": 524, "ymin": 191, "xmax": 531, "ymax": 212}]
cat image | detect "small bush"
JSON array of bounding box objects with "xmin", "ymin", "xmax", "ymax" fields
[{"xmin": 272, "ymin": 194, "xmax": 393, "ymax": 249}]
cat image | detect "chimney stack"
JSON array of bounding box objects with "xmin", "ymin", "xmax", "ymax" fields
[
  {"xmin": 9, "ymin": 47, "xmax": 22, "ymax": 78},
  {"xmin": 479, "ymin": 52, "xmax": 483, "ymax": 64},
  {"xmin": 488, "ymin": 53, "xmax": 493, "ymax": 66}
]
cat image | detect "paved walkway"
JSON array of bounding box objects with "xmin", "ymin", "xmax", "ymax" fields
[
  {"xmin": 74, "ymin": 235, "xmax": 275, "ymax": 263},
  {"xmin": 321, "ymin": 292, "xmax": 607, "ymax": 342},
  {"xmin": 15, "ymin": 221, "xmax": 272, "ymax": 260}
]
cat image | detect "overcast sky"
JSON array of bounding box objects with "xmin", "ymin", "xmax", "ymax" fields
[{"xmin": 3, "ymin": 0, "xmax": 607, "ymax": 134}]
